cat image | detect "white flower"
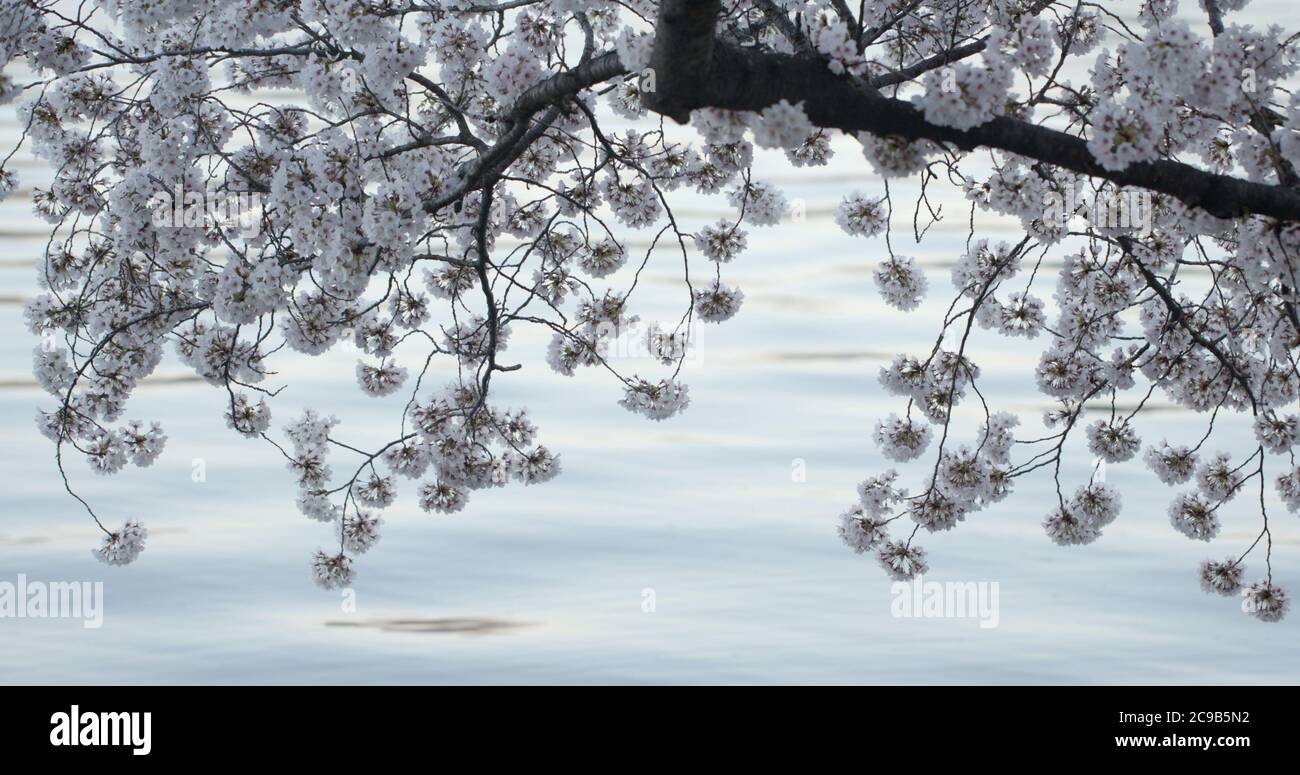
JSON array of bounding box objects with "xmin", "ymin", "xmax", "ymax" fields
[
  {"xmin": 873, "ymin": 256, "xmax": 927, "ymax": 311},
  {"xmin": 613, "ymin": 27, "xmax": 653, "ymax": 72},
  {"xmin": 1195, "ymin": 453, "xmax": 1242, "ymax": 502},
  {"xmin": 85, "ymin": 431, "xmax": 129, "ymax": 475},
  {"xmin": 1253, "ymin": 414, "xmax": 1298, "ymax": 453},
  {"xmin": 750, "ymin": 100, "xmax": 814, "ymax": 150},
  {"xmin": 121, "ymin": 420, "xmax": 166, "ymax": 467},
  {"xmin": 356, "ymin": 360, "xmax": 408, "ymax": 397},
  {"xmin": 311, "ymin": 551, "xmax": 354, "ymax": 590},
  {"xmin": 994, "ymin": 293, "xmax": 1045, "ymax": 338},
  {"xmin": 834, "ymin": 193, "xmax": 888, "ymax": 237},
  {"xmin": 1043, "ymin": 505, "xmax": 1101, "ymax": 546},
  {"xmin": 915, "ymin": 57, "xmax": 1011, "ymax": 130},
  {"xmin": 858, "ymin": 133, "xmax": 937, "ymax": 177},
  {"xmin": 839, "ymin": 505, "xmax": 888, "ymax": 553},
  {"xmin": 1242, "ymin": 581, "xmax": 1288, "ymax": 623},
  {"xmin": 383, "ymin": 441, "xmax": 432, "ymax": 479},
  {"xmin": 980, "ymin": 412, "xmax": 1019, "ymax": 464},
  {"xmin": 810, "ymin": 16, "xmax": 866, "ymax": 76},
  {"xmin": 619, "ymin": 378, "xmax": 690, "ymax": 421},
  {"xmin": 1001, "ymin": 15, "xmax": 1057, "ymax": 76},
  {"xmin": 873, "ymin": 413, "xmax": 932, "ymax": 462},
  {"xmin": 1276, "ymin": 466, "xmax": 1300, "ymax": 512},
  {"xmin": 1071, "ymin": 482, "xmax": 1121, "ymax": 527},
  {"xmin": 578, "ymin": 239, "xmax": 626, "ymax": 278},
  {"xmin": 936, "ymin": 446, "xmax": 990, "ymax": 500},
  {"xmin": 909, "ymin": 490, "xmax": 966, "ymax": 532},
  {"xmin": 1198, "ymin": 558, "xmax": 1244, "ymax": 596},
  {"xmin": 32, "ymin": 346, "xmax": 73, "ymax": 393},
  {"xmin": 296, "ymin": 490, "xmax": 340, "ymax": 523},
  {"xmin": 496, "ymin": 409, "xmax": 537, "ymax": 447},
  {"xmin": 876, "ymin": 540, "xmax": 928, "ymax": 580},
  {"xmin": 786, "ymin": 129, "xmax": 832, "ymax": 167},
  {"xmin": 1086, "ymin": 419, "xmax": 1140, "ymax": 463},
  {"xmin": 603, "ymin": 172, "xmax": 662, "ymax": 229},
  {"xmin": 689, "ymin": 107, "xmax": 749, "ymax": 145},
  {"xmin": 1144, "ymin": 442, "xmax": 1198, "ymax": 484},
  {"xmin": 288, "ymin": 450, "xmax": 332, "ymax": 490},
  {"xmin": 1168, "ymin": 493, "xmax": 1220, "ymax": 541},
  {"xmin": 878, "ymin": 354, "xmax": 929, "ymax": 397},
  {"xmin": 986, "ymin": 465, "xmax": 1014, "ymax": 503},
  {"xmin": 418, "ymin": 480, "xmax": 467, "ymax": 514},
  {"xmin": 511, "ymin": 445, "xmax": 561, "ymax": 484},
  {"xmin": 857, "ymin": 470, "xmax": 906, "ymax": 517},
  {"xmin": 339, "ymin": 512, "xmax": 381, "ymax": 554},
  {"xmin": 693, "ymin": 279, "xmax": 744, "ymax": 323},
  {"xmin": 93, "ymin": 520, "xmax": 147, "ymax": 566},
  {"xmin": 953, "ymin": 239, "xmax": 1021, "ymax": 296},
  {"xmin": 0, "ymin": 169, "xmax": 16, "ymax": 201},
  {"xmin": 692, "ymin": 220, "xmax": 747, "ymax": 262},
  {"xmin": 546, "ymin": 332, "xmax": 602, "ymax": 376},
  {"xmin": 355, "ymin": 474, "xmax": 396, "ymax": 508},
  {"xmin": 726, "ymin": 180, "xmax": 787, "ymax": 226},
  {"xmin": 225, "ymin": 394, "xmax": 272, "ymax": 437},
  {"xmin": 284, "ymin": 409, "xmax": 338, "ymax": 453},
  {"xmin": 1087, "ymin": 99, "xmax": 1159, "ymax": 172}
]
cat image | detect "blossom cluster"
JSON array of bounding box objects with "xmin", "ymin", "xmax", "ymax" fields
[
  {"xmin": 3, "ymin": 1, "xmax": 1296, "ymax": 622},
  {"xmin": 823, "ymin": 2, "xmax": 1298, "ymax": 622},
  {"xmin": 4, "ymin": 0, "xmax": 779, "ymax": 585}
]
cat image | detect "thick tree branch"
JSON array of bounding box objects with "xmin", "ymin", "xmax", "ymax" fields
[
  {"xmin": 506, "ymin": 51, "xmax": 626, "ymax": 125},
  {"xmin": 423, "ymin": 52, "xmax": 628, "ymax": 214},
  {"xmin": 643, "ymin": 0, "xmax": 1300, "ymax": 223}
]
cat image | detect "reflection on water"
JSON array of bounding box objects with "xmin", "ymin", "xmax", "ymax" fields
[
  {"xmin": 738, "ymin": 350, "xmax": 896, "ymax": 363},
  {"xmin": 325, "ymin": 618, "xmax": 531, "ymax": 636},
  {"xmin": 0, "ymin": 374, "xmax": 204, "ymax": 390}
]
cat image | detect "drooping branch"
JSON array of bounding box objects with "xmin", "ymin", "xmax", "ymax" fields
[
  {"xmin": 642, "ymin": 0, "xmax": 1300, "ymax": 223},
  {"xmin": 1118, "ymin": 236, "xmax": 1259, "ymax": 414}
]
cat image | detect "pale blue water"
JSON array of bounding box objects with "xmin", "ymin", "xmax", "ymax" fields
[{"xmin": 1, "ymin": 3, "xmax": 1298, "ymax": 684}]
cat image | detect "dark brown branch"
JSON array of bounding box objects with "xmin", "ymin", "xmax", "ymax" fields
[
  {"xmin": 644, "ymin": 0, "xmax": 723, "ymax": 123},
  {"xmin": 643, "ymin": 0, "xmax": 1300, "ymax": 223},
  {"xmin": 422, "ymin": 52, "xmax": 628, "ymax": 215},
  {"xmin": 506, "ymin": 51, "xmax": 626, "ymax": 125}
]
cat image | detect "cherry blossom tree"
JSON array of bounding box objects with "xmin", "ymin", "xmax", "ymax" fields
[{"xmin": 3, "ymin": 0, "xmax": 1297, "ymax": 621}]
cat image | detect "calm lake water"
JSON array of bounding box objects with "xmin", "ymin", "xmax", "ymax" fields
[{"xmin": 1, "ymin": 3, "xmax": 1297, "ymax": 684}]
